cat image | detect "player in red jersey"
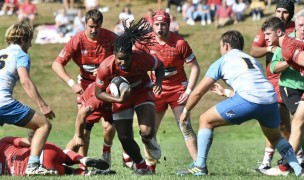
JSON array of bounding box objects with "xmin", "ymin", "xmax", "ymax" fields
[
  {"xmin": 135, "ymin": 9, "xmax": 200, "ymax": 172},
  {"xmin": 250, "ymin": 0, "xmax": 296, "ymax": 170},
  {"xmin": 52, "ymin": 9, "xmax": 117, "ymax": 165},
  {"xmin": 65, "ymin": 82, "xmax": 113, "ymax": 159},
  {"xmin": 0, "ymin": 132, "xmax": 111, "ymax": 176},
  {"xmin": 261, "ymin": 16, "xmax": 304, "ymax": 176},
  {"xmin": 95, "ymin": 18, "xmax": 165, "ymax": 175}
]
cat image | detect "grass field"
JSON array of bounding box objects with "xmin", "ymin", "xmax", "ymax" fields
[{"xmin": 0, "ymin": 0, "xmax": 303, "ymax": 179}]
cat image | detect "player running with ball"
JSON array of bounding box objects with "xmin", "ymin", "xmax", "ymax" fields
[{"xmin": 95, "ymin": 18, "xmax": 165, "ymax": 175}]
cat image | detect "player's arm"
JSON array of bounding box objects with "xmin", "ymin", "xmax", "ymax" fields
[
  {"xmin": 178, "ymin": 59, "xmax": 200, "ymax": 104},
  {"xmin": 152, "ymin": 59, "xmax": 165, "ymax": 95},
  {"xmin": 180, "ymin": 76, "xmax": 216, "ymax": 123},
  {"xmin": 18, "ymin": 67, "xmax": 55, "ymax": 119},
  {"xmin": 270, "ymin": 47, "xmax": 289, "ymax": 74},
  {"xmin": 250, "ymin": 45, "xmax": 276, "ymax": 58},
  {"xmin": 52, "ymin": 61, "xmax": 83, "ymax": 94}
]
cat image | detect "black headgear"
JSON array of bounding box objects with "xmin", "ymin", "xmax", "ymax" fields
[{"xmin": 276, "ymin": 0, "xmax": 295, "ymax": 22}]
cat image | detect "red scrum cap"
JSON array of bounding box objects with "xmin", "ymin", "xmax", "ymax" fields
[{"xmin": 152, "ymin": 9, "xmax": 170, "ymax": 26}]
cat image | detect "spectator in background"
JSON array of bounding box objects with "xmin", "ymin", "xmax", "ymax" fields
[
  {"xmin": 166, "ymin": 0, "xmax": 183, "ymax": 13},
  {"xmin": 84, "ymin": 0, "xmax": 99, "ymax": 11},
  {"xmin": 119, "ymin": 6, "xmax": 134, "ymax": 27},
  {"xmin": 18, "ymin": 0, "xmax": 37, "ymax": 27},
  {"xmin": 226, "ymin": 0, "xmax": 236, "ymax": 7},
  {"xmin": 232, "ymin": 0, "xmax": 247, "ymax": 23},
  {"xmin": 63, "ymin": 0, "xmax": 74, "ymax": 10},
  {"xmin": 145, "ymin": 8, "xmax": 154, "ymax": 26},
  {"xmin": 0, "ymin": 0, "xmax": 18, "ymax": 16},
  {"xmin": 198, "ymin": 0, "xmax": 212, "ymax": 25},
  {"xmin": 250, "ymin": 0, "xmax": 265, "ymax": 21},
  {"xmin": 55, "ymin": 9, "xmax": 71, "ymax": 37},
  {"xmin": 115, "ymin": 0, "xmax": 131, "ymax": 7},
  {"xmin": 113, "ymin": 19, "xmax": 125, "ymax": 35},
  {"xmin": 182, "ymin": 0, "xmax": 192, "ymax": 21},
  {"xmin": 169, "ymin": 14, "xmax": 179, "ymax": 34},
  {"xmin": 214, "ymin": 0, "xmax": 234, "ymax": 28},
  {"xmin": 72, "ymin": 10, "xmax": 85, "ymax": 36},
  {"xmin": 207, "ymin": 0, "xmax": 221, "ymax": 21}
]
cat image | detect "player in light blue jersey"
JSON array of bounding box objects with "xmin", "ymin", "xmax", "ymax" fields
[
  {"xmin": 0, "ymin": 23, "xmax": 55, "ymax": 176},
  {"xmin": 176, "ymin": 30, "xmax": 304, "ymax": 176}
]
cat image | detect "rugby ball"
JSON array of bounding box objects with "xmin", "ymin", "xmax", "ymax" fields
[{"xmin": 110, "ymin": 76, "xmax": 130, "ymax": 97}]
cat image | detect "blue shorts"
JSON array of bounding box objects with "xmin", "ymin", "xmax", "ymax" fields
[
  {"xmin": 0, "ymin": 100, "xmax": 35, "ymax": 127},
  {"xmin": 215, "ymin": 92, "xmax": 280, "ymax": 128}
]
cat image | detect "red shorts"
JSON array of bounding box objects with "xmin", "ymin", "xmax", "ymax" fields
[
  {"xmin": 113, "ymin": 87, "xmax": 155, "ymax": 113},
  {"xmin": 155, "ymin": 84, "xmax": 186, "ymax": 112},
  {"xmin": 79, "ymin": 95, "xmax": 113, "ymax": 124}
]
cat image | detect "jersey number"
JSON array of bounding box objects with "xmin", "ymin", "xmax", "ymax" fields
[
  {"xmin": 0, "ymin": 54, "xmax": 8, "ymax": 70},
  {"xmin": 242, "ymin": 57, "xmax": 255, "ymax": 69}
]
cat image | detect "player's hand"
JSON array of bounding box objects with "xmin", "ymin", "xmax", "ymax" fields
[
  {"xmin": 74, "ymin": 135, "xmax": 85, "ymax": 147},
  {"xmin": 152, "ymin": 83, "xmax": 162, "ymax": 95},
  {"xmin": 72, "ymin": 83, "xmax": 84, "ymax": 95},
  {"xmin": 177, "ymin": 93, "xmax": 189, "ymax": 104},
  {"xmin": 209, "ymin": 83, "xmax": 224, "ymax": 96},
  {"xmin": 119, "ymin": 87, "xmax": 131, "ymax": 103},
  {"xmin": 180, "ymin": 111, "xmax": 187, "ymax": 125},
  {"xmin": 40, "ymin": 104, "xmax": 55, "ymax": 120}
]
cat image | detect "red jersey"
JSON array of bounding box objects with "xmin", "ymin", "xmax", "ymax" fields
[
  {"xmin": 252, "ymin": 21, "xmax": 295, "ymax": 79},
  {"xmin": 281, "ymin": 36, "xmax": 304, "ymax": 64},
  {"xmin": 19, "ymin": 3, "xmax": 37, "ymax": 15},
  {"xmin": 137, "ymin": 32, "xmax": 196, "ymax": 86},
  {"xmin": 80, "ymin": 82, "xmax": 112, "ymax": 122},
  {"xmin": 96, "ymin": 50, "xmax": 160, "ymax": 92},
  {"xmin": 0, "ymin": 137, "xmax": 74, "ymax": 176},
  {"xmin": 54, "ymin": 29, "xmax": 117, "ymax": 89}
]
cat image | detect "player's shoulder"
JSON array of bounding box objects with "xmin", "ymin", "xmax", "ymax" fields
[{"xmin": 100, "ymin": 28, "xmax": 118, "ymax": 39}]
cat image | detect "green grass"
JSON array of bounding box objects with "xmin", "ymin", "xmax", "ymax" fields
[{"xmin": 0, "ymin": 0, "xmax": 301, "ymax": 179}]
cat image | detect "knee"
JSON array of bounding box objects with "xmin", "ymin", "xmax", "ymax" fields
[
  {"xmin": 139, "ymin": 127, "xmax": 154, "ymax": 140},
  {"xmin": 118, "ymin": 134, "xmax": 133, "ymax": 144},
  {"xmin": 103, "ymin": 123, "xmax": 115, "ymax": 134},
  {"xmin": 44, "ymin": 120, "xmax": 52, "ymax": 132},
  {"xmin": 178, "ymin": 119, "xmax": 196, "ymax": 140}
]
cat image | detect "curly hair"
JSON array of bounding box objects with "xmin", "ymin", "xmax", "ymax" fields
[
  {"xmin": 5, "ymin": 23, "xmax": 33, "ymax": 45},
  {"xmin": 114, "ymin": 17, "xmax": 153, "ymax": 54}
]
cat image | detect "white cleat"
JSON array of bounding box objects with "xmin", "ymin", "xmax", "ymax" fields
[{"xmin": 259, "ymin": 166, "xmax": 290, "ymax": 176}]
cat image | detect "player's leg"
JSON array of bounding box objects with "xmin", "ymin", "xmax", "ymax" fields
[
  {"xmin": 114, "ymin": 108, "xmax": 150, "ymax": 174},
  {"xmin": 177, "ymin": 105, "xmax": 232, "ymax": 176},
  {"xmin": 136, "ymin": 103, "xmax": 161, "ymax": 161},
  {"xmin": 173, "ymin": 105, "xmax": 197, "ymax": 162},
  {"xmin": 143, "ymin": 110, "xmax": 165, "ymax": 172},
  {"xmin": 260, "ymin": 125, "xmax": 303, "ymax": 176},
  {"xmin": 101, "ymin": 119, "xmax": 115, "ymax": 165},
  {"xmin": 288, "ymin": 101, "xmax": 304, "ymax": 155},
  {"xmin": 23, "ymin": 111, "xmax": 53, "ymax": 175},
  {"xmin": 259, "ymin": 103, "xmax": 290, "ymax": 170}
]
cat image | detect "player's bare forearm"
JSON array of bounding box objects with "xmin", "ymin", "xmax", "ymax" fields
[{"xmin": 250, "ymin": 45, "xmax": 267, "ymax": 58}]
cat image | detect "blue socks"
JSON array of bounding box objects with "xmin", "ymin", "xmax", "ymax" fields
[
  {"xmin": 195, "ymin": 128, "xmax": 213, "ymax": 168},
  {"xmin": 276, "ymin": 138, "xmax": 302, "ymax": 176},
  {"xmin": 28, "ymin": 155, "xmax": 40, "ymax": 165}
]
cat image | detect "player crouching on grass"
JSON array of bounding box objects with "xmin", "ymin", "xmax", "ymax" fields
[
  {"xmin": 95, "ymin": 18, "xmax": 165, "ymax": 175},
  {"xmin": 176, "ymin": 30, "xmax": 304, "ymax": 177}
]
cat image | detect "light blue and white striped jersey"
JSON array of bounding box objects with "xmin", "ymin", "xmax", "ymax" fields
[
  {"xmin": 206, "ymin": 49, "xmax": 277, "ymax": 104},
  {"xmin": 0, "ymin": 44, "xmax": 30, "ymax": 107}
]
